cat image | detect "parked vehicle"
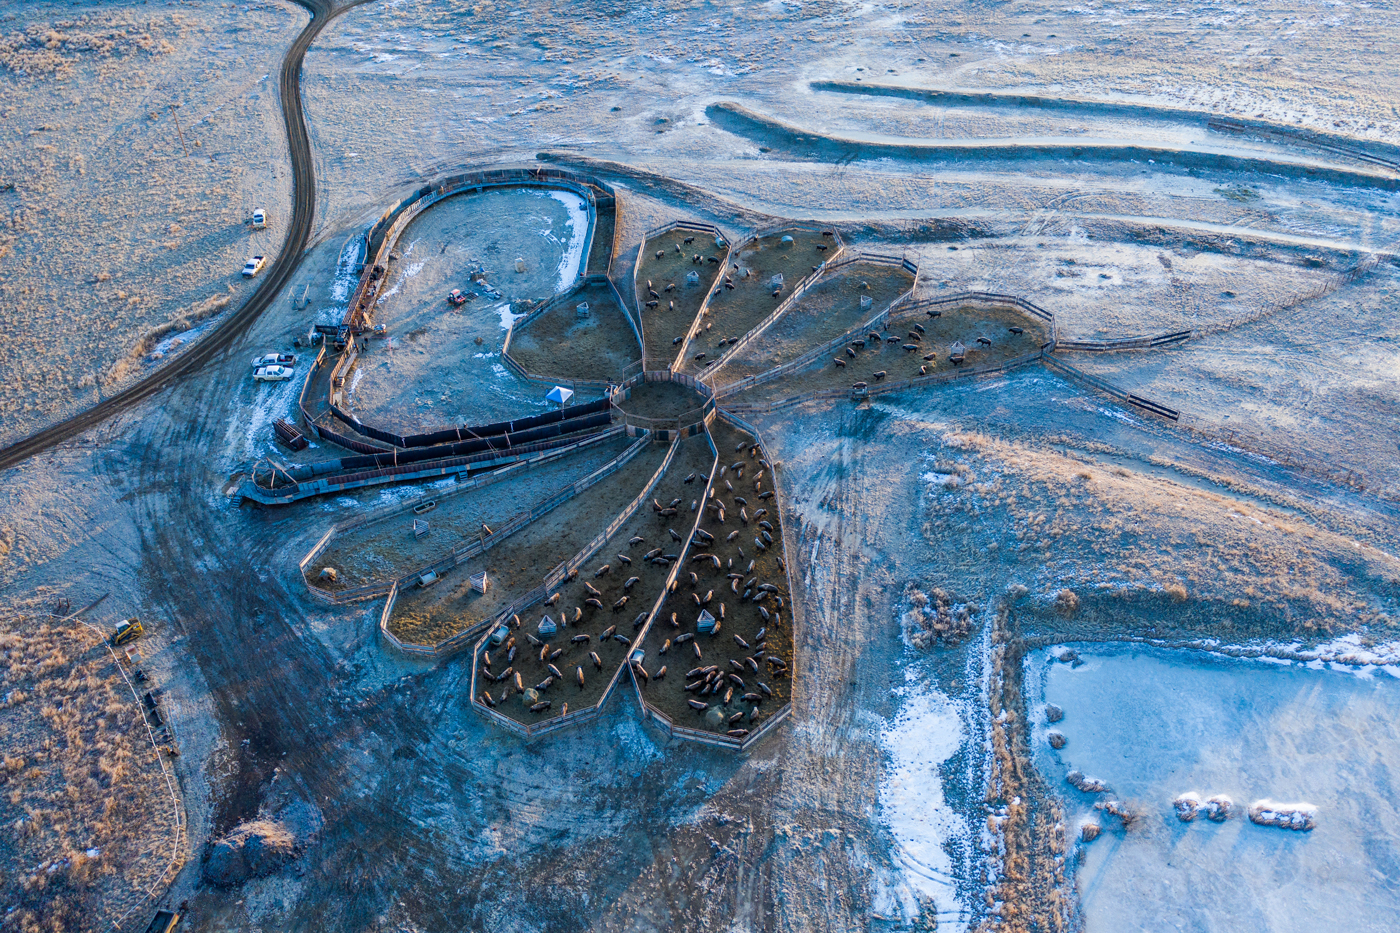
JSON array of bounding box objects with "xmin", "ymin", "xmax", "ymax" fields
[
  {"xmin": 242, "ymin": 255, "xmax": 267, "ymax": 277},
  {"xmin": 251, "ymin": 208, "xmax": 267, "ymax": 228},
  {"xmin": 142, "ymin": 909, "xmax": 181, "ymax": 933},
  {"xmin": 110, "ymin": 618, "xmax": 143, "ymax": 647},
  {"xmin": 253, "ymin": 364, "xmax": 292, "ymax": 382},
  {"xmin": 251, "ymin": 352, "xmax": 297, "ymax": 369},
  {"xmin": 447, "ymin": 288, "xmax": 467, "ymax": 307}
]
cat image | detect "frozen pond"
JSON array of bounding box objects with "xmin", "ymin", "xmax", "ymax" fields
[{"xmin": 1026, "ymin": 644, "xmax": 1400, "ymax": 933}]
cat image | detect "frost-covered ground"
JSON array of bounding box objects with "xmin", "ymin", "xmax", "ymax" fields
[
  {"xmin": 3, "ymin": 0, "xmax": 1400, "ymax": 930},
  {"xmin": 0, "ymin": 1, "xmax": 304, "ymax": 445},
  {"xmin": 1027, "ymin": 644, "xmax": 1400, "ymax": 933},
  {"xmin": 876, "ymin": 663, "xmax": 972, "ymax": 929},
  {"xmin": 346, "ymin": 186, "xmax": 591, "ymax": 430}
]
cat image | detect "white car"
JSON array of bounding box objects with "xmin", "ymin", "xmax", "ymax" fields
[
  {"xmin": 252, "ymin": 209, "xmax": 267, "ymax": 228},
  {"xmin": 242, "ymin": 255, "xmax": 267, "ymax": 277},
  {"xmin": 253, "ymin": 365, "xmax": 292, "ymax": 382},
  {"xmin": 251, "ymin": 352, "xmax": 297, "ymax": 369}
]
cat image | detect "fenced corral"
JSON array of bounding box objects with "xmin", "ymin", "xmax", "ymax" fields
[
  {"xmin": 471, "ymin": 430, "xmax": 722, "ymax": 739},
  {"xmin": 500, "ymin": 276, "xmax": 644, "ymax": 388},
  {"xmin": 311, "ymin": 165, "xmax": 622, "ymax": 455},
  {"xmin": 677, "ymin": 224, "xmax": 846, "ymax": 377},
  {"xmin": 632, "ymin": 219, "xmax": 731, "ymax": 370},
  {"xmin": 712, "ymin": 252, "xmax": 918, "ymax": 381},
  {"xmin": 611, "ymin": 370, "xmax": 717, "ymax": 440},
  {"xmin": 1040, "ymin": 355, "xmax": 1182, "ymax": 421},
  {"xmin": 464, "ymin": 433, "xmax": 708, "ymax": 732},
  {"xmin": 628, "ymin": 409, "xmax": 796, "ymax": 750},
  {"xmin": 351, "ymin": 166, "xmax": 619, "ymax": 331},
  {"xmin": 377, "ymin": 431, "xmax": 662, "ymax": 659},
  {"xmin": 300, "ymin": 428, "xmax": 630, "ymax": 602}
]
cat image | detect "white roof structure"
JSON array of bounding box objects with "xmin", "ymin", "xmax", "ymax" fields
[{"xmin": 546, "ymin": 386, "xmax": 574, "ymax": 405}]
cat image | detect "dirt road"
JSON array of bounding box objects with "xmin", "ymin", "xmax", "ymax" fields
[{"xmin": 0, "ymin": 0, "xmax": 360, "ymax": 474}]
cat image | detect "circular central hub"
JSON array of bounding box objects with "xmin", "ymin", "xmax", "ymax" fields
[{"xmin": 614, "ymin": 376, "xmax": 710, "ymax": 424}]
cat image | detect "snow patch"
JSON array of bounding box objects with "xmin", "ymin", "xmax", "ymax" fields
[
  {"xmin": 545, "ymin": 189, "xmax": 589, "ymax": 292},
  {"xmin": 495, "ymin": 302, "xmax": 524, "ymax": 331},
  {"xmin": 877, "ymin": 668, "xmax": 970, "ymax": 930}
]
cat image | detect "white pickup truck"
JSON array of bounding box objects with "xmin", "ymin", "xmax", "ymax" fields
[
  {"xmin": 242, "ymin": 255, "xmax": 267, "ymax": 277},
  {"xmin": 253, "ymin": 365, "xmax": 292, "ymax": 382},
  {"xmin": 251, "ymin": 352, "xmax": 297, "ymax": 369}
]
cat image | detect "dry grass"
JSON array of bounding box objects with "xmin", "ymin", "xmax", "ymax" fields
[
  {"xmin": 914, "ymin": 426, "xmax": 1400, "ymax": 638},
  {"xmin": 0, "ymin": 4, "xmax": 302, "ymax": 444},
  {"xmin": 0, "ymin": 602, "xmax": 180, "ymax": 933}
]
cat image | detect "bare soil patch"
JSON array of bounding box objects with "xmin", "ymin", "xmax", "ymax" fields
[
  {"xmin": 507, "ymin": 281, "xmax": 640, "ymax": 383},
  {"xmin": 730, "ymin": 303, "xmax": 1049, "ymax": 404},
  {"xmin": 477, "ymin": 433, "xmax": 719, "ymax": 725},
  {"xmin": 387, "ymin": 440, "xmax": 671, "ymax": 646},
  {"xmin": 634, "ymin": 229, "xmax": 728, "ymax": 369},
  {"xmin": 614, "ymin": 378, "xmax": 708, "ymax": 422},
  {"xmin": 0, "ymin": 605, "xmax": 180, "ymax": 933},
  {"xmin": 311, "ymin": 435, "xmax": 631, "ymax": 589},
  {"xmin": 637, "ymin": 420, "xmax": 793, "ymax": 735},
  {"xmin": 679, "ymin": 229, "xmax": 831, "ymax": 376},
  {"xmin": 712, "ymin": 262, "xmax": 915, "ymax": 387}
]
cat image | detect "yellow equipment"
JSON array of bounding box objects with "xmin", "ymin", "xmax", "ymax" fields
[{"xmin": 111, "ymin": 618, "xmax": 143, "ymax": 646}]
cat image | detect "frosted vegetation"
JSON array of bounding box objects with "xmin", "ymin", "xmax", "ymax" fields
[{"xmin": 0, "ymin": 2, "xmax": 304, "ymax": 445}]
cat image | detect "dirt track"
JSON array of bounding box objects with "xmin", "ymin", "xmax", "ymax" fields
[{"xmin": 0, "ymin": 0, "xmax": 356, "ymax": 474}]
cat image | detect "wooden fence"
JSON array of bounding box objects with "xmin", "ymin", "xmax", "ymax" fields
[
  {"xmin": 380, "ymin": 428, "xmax": 678, "ymax": 661},
  {"xmin": 702, "ymin": 250, "xmax": 912, "ymax": 385},
  {"xmin": 631, "ymin": 219, "xmax": 730, "ymax": 368},
  {"xmin": 678, "ymin": 224, "xmax": 846, "ymax": 375},
  {"xmin": 1055, "ymin": 330, "xmax": 1191, "ymax": 352},
  {"xmin": 300, "ymin": 428, "xmax": 629, "ymax": 601},
  {"xmin": 1040, "ymin": 355, "xmax": 1181, "ymax": 420}
]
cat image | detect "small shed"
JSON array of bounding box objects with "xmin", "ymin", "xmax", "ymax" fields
[
  {"xmin": 469, "ymin": 572, "xmax": 489, "ymax": 594},
  {"xmin": 538, "ymin": 615, "xmax": 558, "ymax": 638},
  {"xmin": 685, "ymin": 270, "xmax": 701, "ymax": 285},
  {"xmin": 696, "ymin": 609, "xmax": 717, "ymax": 634}
]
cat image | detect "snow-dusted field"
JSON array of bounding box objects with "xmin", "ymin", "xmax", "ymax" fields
[
  {"xmin": 1028, "ymin": 644, "xmax": 1400, "ymax": 933},
  {"xmin": 0, "ymin": 0, "xmax": 304, "ymax": 445},
  {"xmin": 3, "ymin": 0, "xmax": 1399, "ymax": 930}
]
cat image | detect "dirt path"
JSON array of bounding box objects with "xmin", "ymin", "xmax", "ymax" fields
[{"xmin": 0, "ymin": 0, "xmax": 369, "ymax": 473}]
